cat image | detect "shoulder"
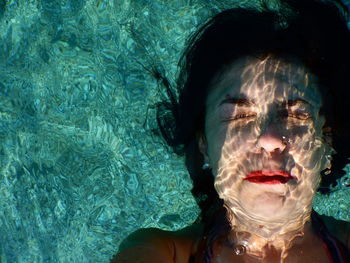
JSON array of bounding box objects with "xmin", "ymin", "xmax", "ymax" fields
[
  {"xmin": 319, "ymin": 213, "xmax": 350, "ymax": 249},
  {"xmin": 111, "ymin": 223, "xmax": 203, "ymax": 263}
]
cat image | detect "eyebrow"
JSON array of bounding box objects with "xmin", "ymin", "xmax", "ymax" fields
[
  {"xmin": 219, "ymin": 96, "xmax": 255, "ymax": 106},
  {"xmin": 285, "ymin": 99, "xmax": 310, "ymax": 107}
]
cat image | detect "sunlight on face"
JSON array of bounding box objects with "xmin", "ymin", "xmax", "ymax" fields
[{"xmin": 202, "ymin": 56, "xmax": 333, "ymax": 224}]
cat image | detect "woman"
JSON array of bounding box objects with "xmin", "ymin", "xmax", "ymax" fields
[{"xmin": 112, "ymin": 0, "xmax": 350, "ymax": 262}]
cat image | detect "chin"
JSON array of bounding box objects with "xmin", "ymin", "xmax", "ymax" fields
[
  {"xmin": 250, "ymin": 190, "xmax": 314, "ymax": 222},
  {"xmin": 215, "ymin": 170, "xmax": 319, "ymax": 222},
  {"xmin": 240, "ymin": 192, "xmax": 292, "ymax": 219},
  {"xmin": 221, "ymin": 181, "xmax": 307, "ymax": 220}
]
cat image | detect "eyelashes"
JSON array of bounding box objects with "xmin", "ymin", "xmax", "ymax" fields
[
  {"xmin": 222, "ymin": 113, "xmax": 256, "ymax": 122},
  {"xmin": 280, "ymin": 111, "xmax": 311, "ymax": 120},
  {"xmin": 224, "ymin": 111, "xmax": 311, "ymax": 122},
  {"xmin": 231, "ymin": 113, "xmax": 257, "ymax": 120}
]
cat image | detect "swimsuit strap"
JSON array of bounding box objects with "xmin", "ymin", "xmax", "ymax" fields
[
  {"xmin": 189, "ymin": 236, "xmax": 208, "ymax": 263},
  {"xmin": 311, "ymin": 210, "xmax": 350, "ymax": 263}
]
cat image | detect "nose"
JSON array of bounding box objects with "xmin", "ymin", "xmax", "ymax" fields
[{"xmin": 256, "ymin": 127, "xmax": 287, "ymax": 153}]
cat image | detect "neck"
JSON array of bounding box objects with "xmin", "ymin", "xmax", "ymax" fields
[{"xmin": 225, "ymin": 205, "xmax": 313, "ymax": 261}]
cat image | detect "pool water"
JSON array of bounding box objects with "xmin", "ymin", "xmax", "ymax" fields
[{"xmin": 0, "ymin": 0, "xmax": 349, "ymax": 262}]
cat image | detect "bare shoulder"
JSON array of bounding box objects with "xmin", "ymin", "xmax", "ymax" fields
[
  {"xmin": 319, "ymin": 213, "xmax": 350, "ymax": 248},
  {"xmin": 111, "ymin": 223, "xmax": 203, "ymax": 263}
]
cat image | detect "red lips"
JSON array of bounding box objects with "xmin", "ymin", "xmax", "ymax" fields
[{"xmin": 244, "ymin": 170, "xmax": 295, "ymax": 184}]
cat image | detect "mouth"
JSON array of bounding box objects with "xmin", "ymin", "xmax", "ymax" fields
[{"xmin": 244, "ymin": 170, "xmax": 295, "ymax": 184}]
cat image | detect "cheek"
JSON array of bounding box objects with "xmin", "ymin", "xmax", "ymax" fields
[
  {"xmin": 206, "ymin": 127, "xmax": 226, "ymax": 172},
  {"xmin": 225, "ymin": 122, "xmax": 259, "ymax": 145},
  {"xmin": 206, "ymin": 123, "xmax": 256, "ymax": 174},
  {"xmin": 289, "ymin": 124, "xmax": 326, "ymax": 166},
  {"xmin": 290, "ymin": 137, "xmax": 328, "ymax": 191},
  {"xmin": 304, "ymin": 142, "xmax": 328, "ymax": 172}
]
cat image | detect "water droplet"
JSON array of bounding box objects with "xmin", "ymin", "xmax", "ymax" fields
[{"xmin": 233, "ymin": 244, "xmax": 246, "ymax": 255}]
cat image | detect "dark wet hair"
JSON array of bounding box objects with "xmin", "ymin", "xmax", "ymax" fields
[{"xmin": 156, "ymin": 0, "xmax": 350, "ymax": 232}]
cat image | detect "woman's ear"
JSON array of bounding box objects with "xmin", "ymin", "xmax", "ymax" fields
[
  {"xmin": 322, "ymin": 126, "xmax": 334, "ymax": 150},
  {"xmin": 198, "ymin": 134, "xmax": 210, "ymax": 163},
  {"xmin": 322, "ymin": 126, "xmax": 336, "ymax": 171}
]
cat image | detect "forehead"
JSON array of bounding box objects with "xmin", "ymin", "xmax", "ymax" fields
[{"xmin": 207, "ymin": 56, "xmax": 322, "ymax": 108}]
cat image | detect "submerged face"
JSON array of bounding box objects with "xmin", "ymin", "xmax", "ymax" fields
[{"xmin": 200, "ymin": 56, "xmax": 333, "ymax": 222}]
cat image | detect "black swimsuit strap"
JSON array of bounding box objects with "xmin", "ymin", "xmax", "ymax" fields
[{"xmin": 311, "ymin": 210, "xmax": 350, "ymax": 263}]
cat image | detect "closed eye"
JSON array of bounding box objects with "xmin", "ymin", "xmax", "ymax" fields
[
  {"xmin": 280, "ymin": 111, "xmax": 311, "ymax": 120},
  {"xmin": 226, "ymin": 113, "xmax": 257, "ymax": 121},
  {"xmin": 288, "ymin": 112, "xmax": 311, "ymax": 120}
]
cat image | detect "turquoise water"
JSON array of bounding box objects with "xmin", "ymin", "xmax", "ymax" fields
[{"xmin": 0, "ymin": 0, "xmax": 349, "ymax": 262}]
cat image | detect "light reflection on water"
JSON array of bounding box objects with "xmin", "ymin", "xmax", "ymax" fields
[{"xmin": 0, "ymin": 1, "xmax": 348, "ymax": 263}]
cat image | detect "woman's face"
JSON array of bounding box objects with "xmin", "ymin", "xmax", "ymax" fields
[{"xmin": 199, "ymin": 56, "xmax": 333, "ymax": 221}]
